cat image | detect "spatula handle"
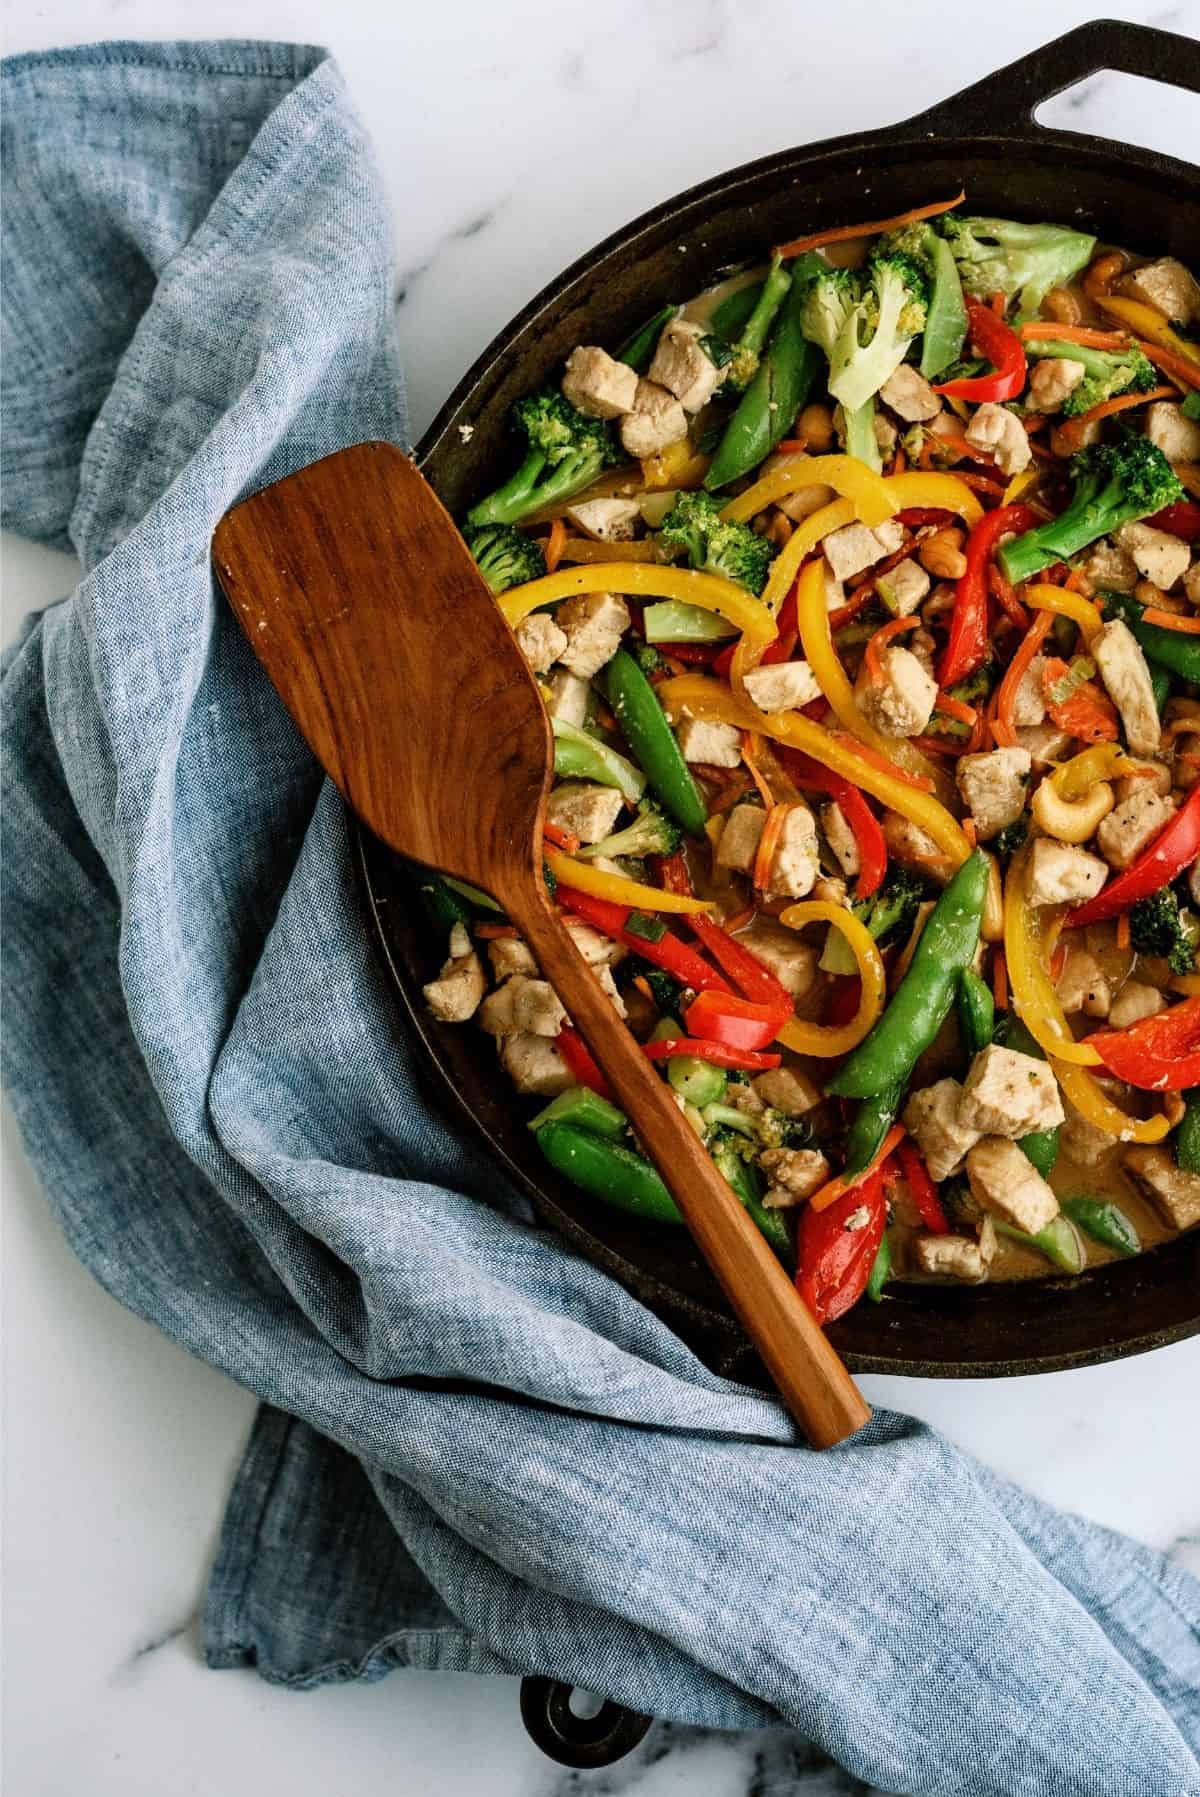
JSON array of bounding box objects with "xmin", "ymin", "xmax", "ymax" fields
[{"xmin": 512, "ymin": 890, "xmax": 871, "ymax": 1449}]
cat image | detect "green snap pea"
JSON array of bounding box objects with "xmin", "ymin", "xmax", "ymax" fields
[
  {"xmin": 995, "ymin": 1214, "xmax": 1086, "ymax": 1274},
  {"xmin": 1175, "ymin": 1088, "xmax": 1200, "ymax": 1173},
  {"xmin": 993, "ymin": 1012, "xmax": 1061, "ymax": 1174},
  {"xmin": 920, "ymin": 234, "xmax": 969, "ymax": 380},
  {"xmin": 616, "ymin": 304, "xmax": 679, "ymax": 373},
  {"xmin": 709, "ymin": 281, "xmax": 766, "ymax": 344},
  {"xmin": 417, "ymin": 872, "xmax": 473, "ymax": 936},
  {"xmin": 704, "ymin": 254, "xmax": 824, "ymax": 491},
  {"xmin": 843, "ymin": 1081, "xmax": 903, "ymax": 1178},
  {"xmin": 1104, "ymin": 592, "xmax": 1200, "ymax": 684},
  {"xmin": 442, "ymin": 874, "xmax": 505, "ymax": 915},
  {"xmin": 605, "ymin": 649, "xmax": 707, "ymax": 835},
  {"xmin": 866, "ymin": 1231, "xmax": 892, "ymax": 1303},
  {"xmin": 957, "ymin": 967, "xmax": 995, "ymax": 1057},
  {"xmin": 535, "ymin": 1123, "xmax": 682, "ymax": 1224},
  {"xmin": 1150, "ymin": 665, "xmax": 1172, "ymax": 715},
  {"xmin": 827, "ymin": 851, "xmax": 990, "ymax": 1100},
  {"xmin": 1061, "ymin": 1196, "xmax": 1140, "ymax": 1258},
  {"xmin": 529, "ymin": 1086, "xmax": 629, "ymax": 1141}
]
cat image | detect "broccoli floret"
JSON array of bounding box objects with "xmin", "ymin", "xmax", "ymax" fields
[
  {"xmin": 754, "ymin": 1108, "xmax": 814, "ymax": 1152},
  {"xmin": 466, "ymin": 389, "xmax": 619, "ymax": 528},
  {"xmin": 578, "ymin": 798, "xmax": 682, "ymax": 862},
  {"xmin": 825, "ymin": 253, "xmax": 928, "ymax": 415},
  {"xmin": 1027, "ymin": 339, "xmax": 1158, "ymax": 418},
  {"xmin": 997, "ymin": 439, "xmax": 1183, "ymax": 587},
  {"xmin": 657, "ymin": 490, "xmax": 777, "ymax": 595},
  {"xmin": 798, "ymin": 264, "xmax": 860, "ymax": 361},
  {"xmin": 862, "ymin": 867, "xmax": 926, "ymax": 944},
  {"xmin": 722, "ymin": 255, "xmax": 792, "ymax": 392},
  {"xmin": 1129, "ymin": 889, "xmax": 1198, "ymax": 976},
  {"xmin": 465, "ymin": 523, "xmax": 547, "ymax": 595},
  {"xmin": 622, "ymin": 957, "xmax": 683, "ymax": 1015},
  {"xmin": 941, "ymin": 215, "xmax": 1096, "ymax": 318},
  {"xmin": 877, "ymin": 221, "xmax": 938, "ymax": 270},
  {"xmin": 632, "ymin": 640, "xmax": 668, "ymax": 676},
  {"xmin": 992, "ymin": 817, "xmax": 1028, "ymax": 862}
]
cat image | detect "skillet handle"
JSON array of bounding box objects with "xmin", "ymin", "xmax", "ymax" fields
[
  {"xmin": 906, "ymin": 19, "xmax": 1200, "ymax": 138},
  {"xmin": 519, "ymin": 1677, "xmax": 652, "ymax": 1768}
]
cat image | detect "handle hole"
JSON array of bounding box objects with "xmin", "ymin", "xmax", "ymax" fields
[
  {"xmin": 567, "ymin": 1688, "xmax": 606, "ymax": 1719},
  {"xmin": 1036, "ymin": 69, "xmax": 1197, "ymax": 163}
]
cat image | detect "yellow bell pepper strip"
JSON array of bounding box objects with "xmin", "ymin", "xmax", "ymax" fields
[
  {"xmin": 1024, "ymin": 581, "xmax": 1104, "ymax": 644},
  {"xmin": 641, "ymin": 445, "xmax": 712, "ymax": 491},
  {"xmin": 1050, "ymin": 742, "xmax": 1138, "ymax": 800},
  {"xmin": 556, "ymin": 538, "xmax": 664, "ymax": 564},
  {"xmin": 882, "ymin": 471, "xmax": 984, "ymax": 528},
  {"xmin": 1050, "ymin": 1058, "xmax": 1170, "ymax": 1144},
  {"xmin": 656, "ymin": 672, "xmax": 971, "ymax": 866},
  {"xmin": 793, "ymin": 559, "xmax": 935, "ymax": 782},
  {"xmin": 728, "ymin": 497, "xmax": 856, "ymax": 698},
  {"xmin": 499, "ymin": 563, "xmax": 776, "ymax": 643},
  {"xmin": 719, "ymin": 454, "xmax": 897, "ymax": 530},
  {"xmin": 775, "ymin": 900, "xmax": 886, "ymax": 1057},
  {"xmin": 1002, "ymin": 467, "xmax": 1041, "ymax": 507},
  {"xmin": 1095, "ymin": 294, "xmax": 1200, "ymax": 367},
  {"xmin": 1173, "ymin": 974, "xmax": 1200, "ymax": 997},
  {"xmin": 544, "ymin": 849, "xmax": 711, "ymax": 914},
  {"xmin": 1002, "ymin": 850, "xmax": 1102, "ymax": 1066}
]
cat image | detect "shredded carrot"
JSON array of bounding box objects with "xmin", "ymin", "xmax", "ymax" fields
[
  {"xmin": 993, "ymin": 949, "xmax": 1008, "ymax": 1011},
  {"xmin": 752, "ymin": 799, "xmax": 794, "ymax": 892},
  {"xmin": 741, "ymin": 732, "xmax": 777, "ymax": 809},
  {"xmin": 544, "ymin": 518, "xmax": 567, "ymax": 575},
  {"xmin": 989, "ymin": 290, "xmax": 1007, "ymax": 317},
  {"xmin": 474, "ymin": 922, "xmax": 520, "ymax": 940},
  {"xmin": 632, "ymin": 974, "xmax": 654, "ymax": 1003},
  {"xmin": 1142, "ymin": 608, "xmax": 1200, "ymax": 634},
  {"xmin": 1116, "ymin": 914, "xmax": 1131, "ymax": 952},
  {"xmin": 724, "ymin": 904, "xmax": 756, "ymax": 934},
  {"xmin": 927, "ymin": 427, "xmax": 987, "ymax": 464},
  {"xmin": 934, "ymin": 692, "xmax": 979, "ymax": 728},
  {"xmin": 962, "ymin": 817, "xmax": 978, "ymax": 849},
  {"xmin": 910, "ymin": 733, "xmax": 971, "ymax": 758},
  {"xmin": 1057, "ymin": 385, "xmax": 1178, "ymax": 453},
  {"xmin": 890, "ymin": 447, "xmax": 907, "ymax": 476},
  {"xmin": 1018, "ymin": 323, "xmax": 1130, "ymax": 348},
  {"xmin": 987, "ymin": 562, "xmax": 1030, "ymax": 631},
  {"xmin": 993, "ymin": 611, "xmax": 1054, "ymax": 746},
  {"xmin": 809, "ymin": 1124, "xmax": 908, "ymax": 1214},
  {"xmin": 864, "ymin": 614, "xmax": 920, "ymax": 685},
  {"xmin": 954, "ymin": 470, "xmax": 1008, "ymax": 495},
  {"xmin": 1050, "ymin": 942, "xmax": 1068, "ymax": 982},
  {"xmin": 830, "ymin": 732, "xmax": 935, "ymax": 793},
  {"xmin": 1138, "ymin": 341, "xmax": 1200, "ymax": 392},
  {"xmin": 774, "ymin": 190, "xmax": 965, "ymax": 260},
  {"xmin": 543, "ymin": 820, "xmax": 580, "ymax": 854}
]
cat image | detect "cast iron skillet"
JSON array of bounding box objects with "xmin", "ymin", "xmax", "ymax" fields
[{"xmin": 359, "ymin": 19, "xmax": 1200, "ymax": 1768}]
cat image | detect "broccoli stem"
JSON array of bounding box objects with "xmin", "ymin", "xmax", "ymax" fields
[
  {"xmin": 843, "ymin": 396, "xmax": 882, "ymax": 473},
  {"xmin": 467, "ymin": 448, "xmax": 549, "ymax": 528}
]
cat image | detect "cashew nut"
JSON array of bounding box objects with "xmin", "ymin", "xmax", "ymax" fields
[{"xmin": 1031, "ymin": 777, "xmax": 1114, "ymax": 843}]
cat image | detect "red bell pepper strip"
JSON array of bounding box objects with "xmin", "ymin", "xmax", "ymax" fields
[
  {"xmin": 687, "ymin": 913, "xmax": 795, "ymax": 1015},
  {"xmin": 1087, "ymin": 997, "xmax": 1200, "ymax": 1092},
  {"xmin": 895, "ymin": 1137, "xmax": 950, "ymax": 1235},
  {"xmin": 934, "ymin": 298, "xmax": 1027, "ymax": 403},
  {"xmin": 642, "ymin": 1037, "xmax": 781, "ymax": 1071},
  {"xmin": 713, "ymin": 576, "xmax": 802, "ymax": 678},
  {"xmin": 683, "ymin": 988, "xmax": 791, "ymax": 1051},
  {"xmin": 826, "ymin": 976, "xmax": 862, "ymax": 1030},
  {"xmin": 894, "ymin": 507, "xmax": 954, "ymax": 529},
  {"xmin": 556, "ymin": 1027, "xmax": 614, "ymax": 1099},
  {"xmin": 1147, "ymin": 500, "xmax": 1200, "ymax": 541},
  {"xmin": 796, "ymin": 1160, "xmax": 889, "ymax": 1326},
  {"xmin": 776, "ymin": 748, "xmax": 888, "ymax": 899},
  {"xmin": 938, "ymin": 502, "xmax": 1038, "ymax": 687},
  {"xmin": 659, "ymin": 642, "xmax": 726, "ymax": 665},
  {"xmin": 558, "ymin": 887, "xmax": 732, "ymax": 993},
  {"xmin": 1065, "ymin": 784, "xmax": 1200, "ymax": 928}
]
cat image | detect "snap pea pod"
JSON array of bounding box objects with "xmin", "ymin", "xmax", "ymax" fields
[
  {"xmin": 442, "ymin": 873, "xmax": 505, "ymax": 915},
  {"xmin": 1150, "ymin": 665, "xmax": 1172, "ymax": 715},
  {"xmin": 1061, "ymin": 1196, "xmax": 1140, "ymax": 1258},
  {"xmin": 843, "ymin": 1080, "xmax": 904, "ymax": 1178},
  {"xmin": 709, "ymin": 1133, "xmax": 792, "ymax": 1263},
  {"xmin": 418, "ymin": 872, "xmax": 473, "ymax": 936},
  {"xmin": 995, "ymin": 1213, "xmax": 1086, "ymax": 1274},
  {"xmin": 1103, "ymin": 591, "xmax": 1200, "ymax": 684},
  {"xmin": 535, "ymin": 1122, "xmax": 682, "ymax": 1223},
  {"xmin": 616, "ymin": 304, "xmax": 679, "ymax": 373},
  {"xmin": 827, "ymin": 851, "xmax": 990, "ymax": 1100},
  {"xmin": 1176, "ymin": 1088, "xmax": 1200, "ymax": 1172},
  {"xmin": 866, "ymin": 1231, "xmax": 892, "ymax": 1303},
  {"xmin": 704, "ymin": 254, "xmax": 824, "ymax": 491},
  {"xmin": 605, "ymin": 648, "xmax": 707, "ymax": 835},
  {"xmin": 920, "ymin": 234, "xmax": 969, "ymax": 380},
  {"xmin": 529, "ymin": 1085, "xmax": 629, "ymax": 1140},
  {"xmin": 994, "ymin": 1013, "xmax": 1060, "ymax": 1176},
  {"xmin": 956, "ymin": 967, "xmax": 995, "ymax": 1057}
]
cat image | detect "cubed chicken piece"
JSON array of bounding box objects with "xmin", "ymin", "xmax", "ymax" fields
[
  {"xmin": 752, "ymin": 1065, "xmax": 822, "ymax": 1116},
  {"xmin": 1079, "ymin": 540, "xmax": 1139, "ymax": 596},
  {"xmin": 1096, "ymin": 788, "xmax": 1173, "ymax": 870},
  {"xmin": 823, "ymin": 521, "xmax": 894, "ymax": 584},
  {"xmin": 857, "ymin": 646, "xmax": 937, "ymax": 739},
  {"xmin": 594, "ymin": 963, "xmax": 627, "ymax": 1019},
  {"xmin": 545, "ymin": 669, "xmax": 591, "ymax": 727},
  {"xmin": 546, "ymin": 780, "xmax": 625, "ymax": 844},
  {"xmin": 499, "ymin": 1031, "xmax": 572, "ymax": 1097},
  {"xmin": 723, "ymin": 1079, "xmax": 766, "ymax": 1117},
  {"xmin": 875, "ymin": 557, "xmax": 931, "ymax": 618},
  {"xmin": 619, "ymin": 378, "xmax": 688, "ymax": 458},
  {"xmin": 1060, "ymin": 1103, "xmax": 1118, "ymax": 1167},
  {"xmin": 965, "ymin": 402, "xmax": 1032, "ymax": 476},
  {"xmin": 821, "ymin": 801, "xmax": 860, "ymax": 878},
  {"xmin": 1115, "ymin": 521, "xmax": 1191, "ymax": 592},
  {"xmin": 1114, "ymin": 758, "xmax": 1172, "ymax": 804},
  {"xmin": 1107, "ymin": 981, "xmax": 1166, "ymax": 1031},
  {"xmin": 778, "ymin": 478, "xmax": 836, "ymax": 524},
  {"xmin": 823, "ymin": 565, "xmax": 846, "ymax": 613},
  {"xmin": 487, "ymin": 936, "xmax": 538, "ymax": 981},
  {"xmin": 1092, "ymin": 619, "xmax": 1162, "ymax": 760},
  {"xmin": 422, "ymin": 923, "xmax": 486, "ymax": 1023},
  {"xmin": 565, "ymin": 496, "xmax": 642, "ymax": 541},
  {"xmin": 759, "ymin": 1147, "xmax": 832, "ymax": 1208},
  {"xmin": 1185, "ymin": 563, "xmax": 1200, "ymax": 608},
  {"xmin": 873, "ymin": 518, "xmax": 907, "ymax": 557},
  {"xmin": 1028, "ymin": 356, "xmax": 1085, "ymax": 414},
  {"xmin": 903, "ymin": 1078, "xmax": 982, "ymax": 1182},
  {"xmin": 966, "ymin": 1137, "xmax": 1059, "ymax": 1235},
  {"xmin": 561, "ymin": 346, "xmax": 639, "ymax": 419},
  {"xmin": 739, "ymin": 923, "xmax": 817, "ymax": 999},
  {"xmin": 677, "ymin": 712, "xmax": 742, "ymax": 768},
  {"xmin": 880, "ymin": 364, "xmax": 942, "ymax": 422},
  {"xmin": 959, "ymin": 1045, "xmax": 1065, "ymax": 1139},
  {"xmin": 1119, "ymin": 257, "xmax": 1200, "ymax": 325},
  {"xmin": 913, "ymin": 1232, "xmax": 987, "ymax": 1281},
  {"xmin": 1025, "ymin": 839, "xmax": 1108, "ymax": 908},
  {"xmin": 765, "ymin": 803, "xmax": 819, "ymax": 900},
  {"xmin": 742, "ymin": 660, "xmax": 821, "ymax": 712},
  {"xmin": 564, "ymin": 915, "xmax": 625, "ymax": 966},
  {"xmin": 511, "ymin": 978, "xmax": 567, "ymax": 1037},
  {"xmin": 556, "ymin": 591, "xmax": 631, "ymax": 678},
  {"xmin": 956, "ymin": 747, "xmax": 1031, "ymax": 842},
  {"xmin": 1010, "ymin": 654, "xmax": 1049, "ymax": 728},
  {"xmin": 479, "ymin": 978, "xmax": 520, "ymax": 1036},
  {"xmin": 1144, "ymin": 401, "xmax": 1200, "ymax": 465},
  {"xmin": 1055, "ymin": 949, "xmax": 1111, "ymax": 1018},
  {"xmin": 1015, "ymin": 723, "xmax": 1074, "ymax": 765},
  {"xmin": 516, "ymin": 613, "xmax": 568, "ymax": 675},
  {"xmin": 715, "ymin": 802, "xmax": 766, "ymax": 873},
  {"xmin": 1123, "ymin": 1146, "xmax": 1200, "ymax": 1231},
  {"xmin": 883, "ymin": 811, "xmax": 952, "ymax": 884},
  {"xmin": 648, "ymin": 318, "xmax": 723, "ymax": 413},
  {"xmin": 873, "ymin": 411, "xmax": 899, "ymax": 457}
]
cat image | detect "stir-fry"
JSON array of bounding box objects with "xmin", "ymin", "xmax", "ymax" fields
[{"xmin": 423, "ymin": 194, "xmax": 1200, "ymax": 1326}]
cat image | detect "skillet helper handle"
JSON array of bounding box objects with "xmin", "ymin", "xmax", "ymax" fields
[
  {"xmin": 509, "ymin": 887, "xmax": 872, "ymax": 1450},
  {"xmin": 907, "ymin": 19, "xmax": 1200, "ymax": 136}
]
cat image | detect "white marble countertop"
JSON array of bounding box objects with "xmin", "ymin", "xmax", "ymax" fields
[{"xmin": 4, "ymin": 2, "xmax": 1199, "ymax": 1791}]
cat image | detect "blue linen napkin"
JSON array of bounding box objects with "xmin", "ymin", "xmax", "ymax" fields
[{"xmin": 3, "ymin": 41, "xmax": 1198, "ymax": 1795}]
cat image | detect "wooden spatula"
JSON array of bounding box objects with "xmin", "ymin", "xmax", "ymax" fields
[{"xmin": 212, "ymin": 441, "xmax": 871, "ymax": 1448}]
